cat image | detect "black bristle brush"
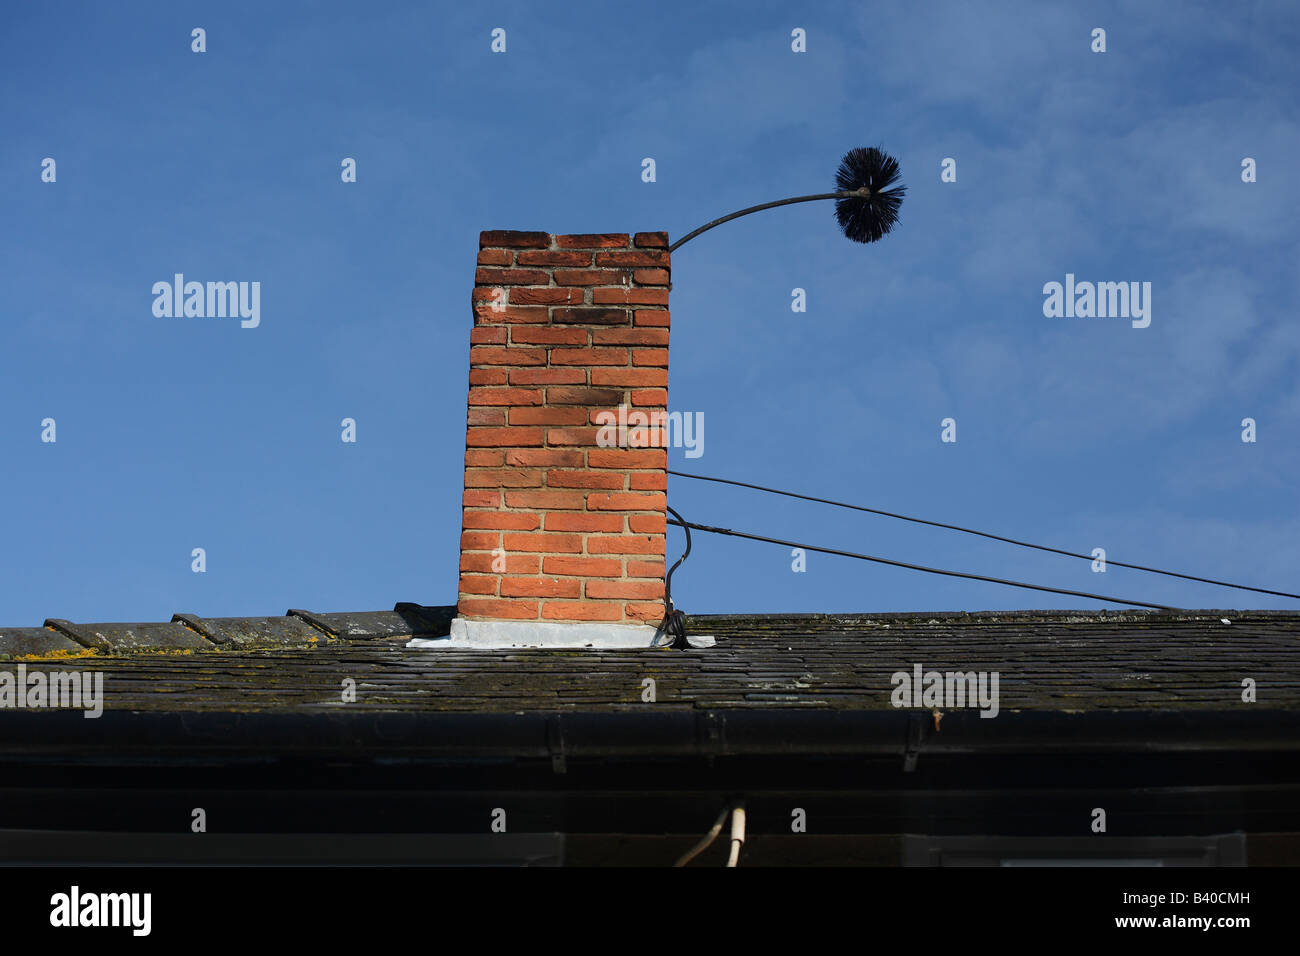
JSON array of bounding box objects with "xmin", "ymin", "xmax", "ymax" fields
[{"xmin": 833, "ymin": 146, "xmax": 906, "ymax": 244}]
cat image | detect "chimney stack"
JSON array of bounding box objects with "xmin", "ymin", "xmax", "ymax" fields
[{"xmin": 451, "ymin": 231, "xmax": 671, "ymax": 647}]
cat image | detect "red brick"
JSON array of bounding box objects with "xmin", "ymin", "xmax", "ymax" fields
[
  {"xmin": 505, "ymin": 449, "xmax": 583, "ymax": 468},
  {"xmin": 466, "ymin": 426, "xmax": 544, "ymax": 448},
  {"xmin": 500, "ymin": 577, "xmax": 581, "ymax": 598},
  {"xmin": 551, "ymin": 307, "xmax": 630, "ymax": 325},
  {"xmin": 477, "ymin": 249, "xmax": 513, "ymax": 266},
  {"xmin": 591, "ymin": 368, "xmax": 668, "ymax": 388},
  {"xmin": 549, "ymin": 347, "xmax": 629, "ymax": 366},
  {"xmin": 460, "ymin": 552, "xmax": 539, "ymax": 574},
  {"xmin": 592, "ymin": 328, "xmax": 669, "ymax": 346},
  {"xmin": 629, "ymin": 472, "xmax": 667, "ymax": 491},
  {"xmin": 593, "ymin": 288, "xmax": 670, "ymax": 306},
  {"xmin": 585, "ymin": 579, "xmax": 664, "ymax": 600},
  {"xmin": 634, "ymin": 309, "xmax": 670, "ymax": 327},
  {"xmin": 507, "ymin": 288, "xmax": 584, "ymax": 306},
  {"xmin": 555, "ymin": 234, "xmax": 628, "ymax": 249},
  {"xmin": 634, "ymin": 232, "xmax": 669, "ymax": 248},
  {"xmin": 589, "ymin": 408, "xmax": 619, "ymax": 425},
  {"xmin": 586, "ymin": 535, "xmax": 663, "ymax": 554},
  {"xmin": 470, "ymin": 327, "xmax": 508, "ymax": 344},
  {"xmin": 547, "ymin": 386, "xmax": 624, "ymax": 406},
  {"xmin": 467, "ymin": 407, "xmax": 506, "ymax": 426},
  {"xmin": 467, "ymin": 387, "xmax": 544, "ymax": 407},
  {"xmin": 509, "ymin": 327, "xmax": 588, "ymax": 346},
  {"xmin": 547, "ymin": 427, "xmax": 601, "ymax": 446},
  {"xmin": 465, "ymin": 467, "xmax": 543, "ymax": 487},
  {"xmin": 587, "ymin": 492, "xmax": 667, "ymax": 511},
  {"xmin": 594, "ymin": 250, "xmax": 669, "ymax": 267},
  {"xmin": 469, "ymin": 346, "xmax": 546, "ymax": 366},
  {"xmin": 475, "ymin": 267, "xmax": 551, "ymax": 285},
  {"xmin": 460, "ymin": 531, "xmax": 501, "ymax": 551},
  {"xmin": 546, "ymin": 470, "xmax": 624, "ymax": 489},
  {"xmin": 542, "ymin": 601, "xmax": 622, "ymax": 621},
  {"xmin": 480, "ymin": 231, "xmax": 549, "ymax": 248},
  {"xmin": 462, "ymin": 511, "xmax": 541, "ymax": 531},
  {"xmin": 504, "ymin": 532, "xmax": 583, "ymax": 553},
  {"xmin": 465, "ymin": 449, "xmax": 505, "ymax": 467},
  {"xmin": 588, "ymin": 448, "xmax": 666, "ymax": 469},
  {"xmin": 633, "ymin": 268, "xmax": 670, "ymax": 285},
  {"xmin": 543, "ymin": 556, "xmax": 621, "ymax": 577},
  {"xmin": 543, "ymin": 512, "xmax": 624, "ymax": 533},
  {"xmin": 623, "ymin": 426, "xmax": 667, "ymax": 449},
  {"xmin": 625, "ymin": 602, "xmax": 666, "ymax": 622},
  {"xmin": 458, "ymin": 597, "xmax": 539, "ymax": 620},
  {"xmin": 516, "ymin": 250, "xmax": 591, "ymax": 266},
  {"xmin": 628, "ymin": 560, "xmax": 666, "ymax": 578},
  {"xmin": 473, "ymin": 305, "xmax": 550, "ymax": 324},
  {"xmin": 555, "ymin": 269, "xmax": 632, "ymax": 286},
  {"xmin": 504, "ymin": 489, "xmax": 587, "ymax": 510},
  {"xmin": 508, "ymin": 406, "xmax": 588, "ymax": 426},
  {"xmin": 630, "ymin": 388, "xmax": 667, "ymax": 406},
  {"xmin": 463, "ymin": 489, "xmax": 499, "ymax": 508},
  {"xmin": 468, "ymin": 368, "xmax": 509, "ymax": 386},
  {"xmin": 509, "ymin": 368, "xmax": 587, "ymax": 386},
  {"xmin": 628, "ymin": 514, "xmax": 667, "ymax": 534},
  {"xmin": 632, "ymin": 348, "xmax": 669, "ymax": 367},
  {"xmin": 458, "ymin": 574, "xmax": 499, "ymax": 595}
]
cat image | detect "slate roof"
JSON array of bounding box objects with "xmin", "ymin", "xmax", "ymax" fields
[
  {"xmin": 3, "ymin": 604, "xmax": 1297, "ymax": 715},
  {"xmin": 5, "ymin": 605, "xmax": 1297, "ymax": 859}
]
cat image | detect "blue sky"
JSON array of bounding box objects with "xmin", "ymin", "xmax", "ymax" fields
[{"xmin": 2, "ymin": 0, "xmax": 1298, "ymax": 625}]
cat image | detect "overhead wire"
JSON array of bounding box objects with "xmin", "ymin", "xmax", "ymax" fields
[
  {"xmin": 668, "ymin": 517, "xmax": 1176, "ymax": 610},
  {"xmin": 668, "ymin": 469, "xmax": 1300, "ymax": 602}
]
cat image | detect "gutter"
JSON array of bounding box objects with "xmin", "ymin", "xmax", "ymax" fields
[{"xmin": 1, "ymin": 708, "xmax": 1298, "ymax": 762}]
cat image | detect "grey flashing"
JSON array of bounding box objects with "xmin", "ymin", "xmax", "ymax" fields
[{"xmin": 406, "ymin": 616, "xmax": 714, "ymax": 650}]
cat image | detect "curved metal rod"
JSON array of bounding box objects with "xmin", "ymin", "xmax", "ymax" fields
[{"xmin": 669, "ymin": 190, "xmax": 866, "ymax": 253}]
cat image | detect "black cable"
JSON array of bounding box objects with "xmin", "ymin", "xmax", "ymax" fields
[
  {"xmin": 668, "ymin": 470, "xmax": 1300, "ymax": 602},
  {"xmin": 667, "ymin": 518, "xmax": 1176, "ymax": 610},
  {"xmin": 656, "ymin": 506, "xmax": 691, "ymax": 648}
]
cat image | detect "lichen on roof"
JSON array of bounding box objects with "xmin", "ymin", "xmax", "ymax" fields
[{"xmin": 2, "ymin": 605, "xmax": 1297, "ymax": 715}]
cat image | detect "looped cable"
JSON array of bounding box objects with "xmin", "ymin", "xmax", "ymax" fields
[{"xmin": 656, "ymin": 505, "xmax": 691, "ymax": 648}]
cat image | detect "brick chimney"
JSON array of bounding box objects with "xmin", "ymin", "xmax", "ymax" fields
[{"xmin": 451, "ymin": 231, "xmax": 671, "ymax": 647}]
